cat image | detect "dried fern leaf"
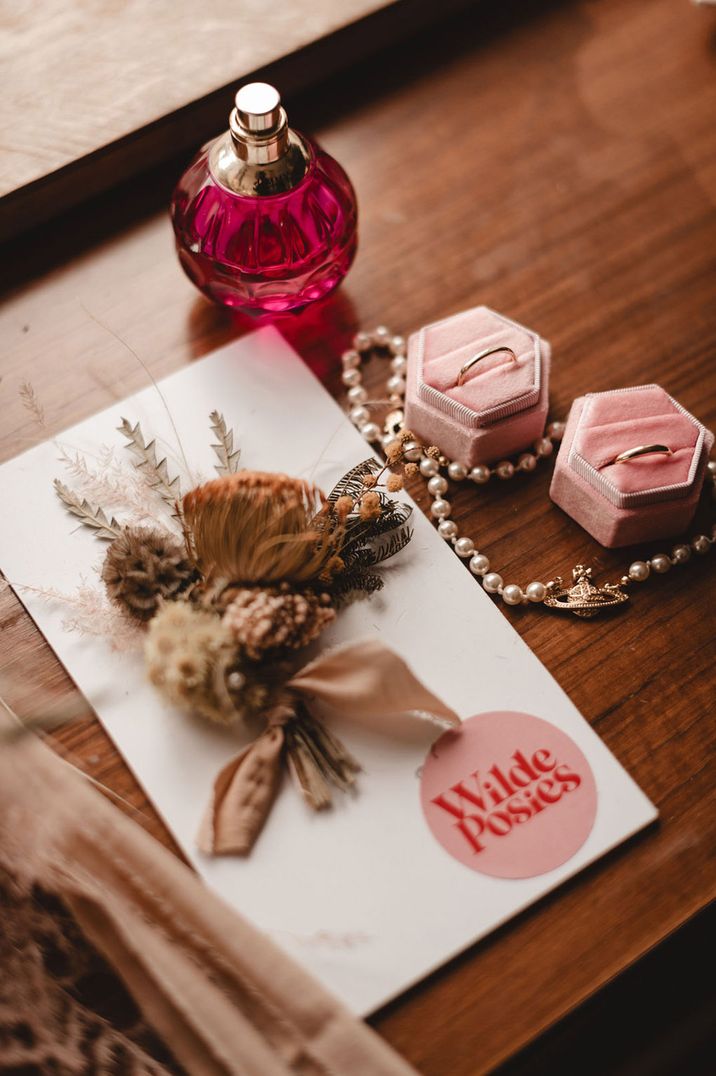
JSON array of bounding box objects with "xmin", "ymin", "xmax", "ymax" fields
[
  {"xmin": 19, "ymin": 381, "xmax": 45, "ymax": 426},
  {"xmin": 362, "ymin": 520, "xmax": 414, "ymax": 566},
  {"xmin": 209, "ymin": 410, "xmax": 241, "ymax": 475},
  {"xmin": 340, "ymin": 502, "xmax": 413, "ymax": 561},
  {"xmin": 331, "ymin": 571, "xmax": 385, "ymax": 607},
  {"xmin": 117, "ymin": 418, "xmax": 182, "ymax": 507},
  {"xmin": 53, "ymin": 480, "xmax": 122, "ymax": 540},
  {"xmin": 326, "ymin": 458, "xmax": 381, "ymax": 504}
]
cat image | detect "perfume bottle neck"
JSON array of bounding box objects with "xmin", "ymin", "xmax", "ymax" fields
[
  {"xmin": 229, "ymin": 99, "xmax": 289, "ymax": 165},
  {"xmin": 210, "ymin": 81, "xmax": 311, "ymax": 196},
  {"xmin": 209, "ymin": 130, "xmax": 311, "ymax": 197}
]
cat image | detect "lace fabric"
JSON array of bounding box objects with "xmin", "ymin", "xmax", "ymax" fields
[
  {"xmin": 0, "ymin": 713, "xmax": 416, "ymax": 1076},
  {"xmin": 0, "ymin": 872, "xmax": 184, "ymax": 1074}
]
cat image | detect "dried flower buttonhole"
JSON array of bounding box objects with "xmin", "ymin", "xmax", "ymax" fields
[{"xmin": 54, "ymin": 414, "xmax": 459, "ymax": 854}]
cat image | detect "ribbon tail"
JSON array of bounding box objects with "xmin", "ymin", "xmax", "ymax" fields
[{"xmin": 197, "ymin": 725, "xmax": 285, "ymax": 856}]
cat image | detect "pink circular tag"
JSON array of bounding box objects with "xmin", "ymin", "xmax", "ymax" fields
[{"xmin": 420, "ymin": 712, "xmax": 598, "ymax": 878}]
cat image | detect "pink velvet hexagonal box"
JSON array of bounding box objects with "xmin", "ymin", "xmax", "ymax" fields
[
  {"xmin": 404, "ymin": 306, "xmax": 551, "ymax": 467},
  {"xmin": 550, "ymin": 384, "xmax": 714, "ymax": 548}
]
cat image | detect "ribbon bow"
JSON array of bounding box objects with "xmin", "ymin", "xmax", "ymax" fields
[{"xmin": 197, "ymin": 639, "xmax": 460, "ymax": 856}]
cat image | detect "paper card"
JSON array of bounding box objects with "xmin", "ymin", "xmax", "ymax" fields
[{"xmin": 0, "ymin": 327, "xmax": 656, "ymax": 1016}]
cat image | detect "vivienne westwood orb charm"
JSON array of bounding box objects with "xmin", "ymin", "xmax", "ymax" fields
[{"xmin": 543, "ymin": 565, "xmax": 629, "ymax": 618}]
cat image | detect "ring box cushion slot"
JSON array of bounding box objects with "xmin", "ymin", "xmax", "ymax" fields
[
  {"xmin": 550, "ymin": 384, "xmax": 713, "ymax": 548},
  {"xmin": 404, "ymin": 306, "xmax": 551, "ymax": 467}
]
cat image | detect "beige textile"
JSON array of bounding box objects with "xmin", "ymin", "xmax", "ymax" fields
[
  {"xmin": 199, "ymin": 640, "xmax": 461, "ymax": 857},
  {"xmin": 0, "ymin": 708, "xmax": 417, "ymax": 1075}
]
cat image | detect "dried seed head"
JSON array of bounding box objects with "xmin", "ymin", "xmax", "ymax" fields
[{"xmin": 102, "ymin": 526, "xmax": 195, "ymax": 622}]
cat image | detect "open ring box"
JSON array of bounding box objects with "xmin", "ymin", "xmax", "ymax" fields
[
  {"xmin": 404, "ymin": 306, "xmax": 551, "ymax": 467},
  {"xmin": 550, "ymin": 384, "xmax": 714, "ymax": 548}
]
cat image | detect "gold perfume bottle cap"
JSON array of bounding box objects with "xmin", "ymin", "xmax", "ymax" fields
[
  {"xmin": 230, "ymin": 82, "xmax": 289, "ymax": 164},
  {"xmin": 212, "ymin": 81, "xmax": 311, "ymax": 196},
  {"xmin": 234, "ymin": 83, "xmax": 282, "ymax": 133}
]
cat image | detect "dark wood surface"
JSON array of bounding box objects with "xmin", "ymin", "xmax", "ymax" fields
[{"xmin": 1, "ymin": 0, "xmax": 715, "ymax": 1072}]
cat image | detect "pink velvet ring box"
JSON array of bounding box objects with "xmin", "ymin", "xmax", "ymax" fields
[
  {"xmin": 404, "ymin": 306, "xmax": 551, "ymax": 467},
  {"xmin": 550, "ymin": 384, "xmax": 714, "ymax": 548}
]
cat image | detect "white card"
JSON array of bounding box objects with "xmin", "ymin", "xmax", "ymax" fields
[{"xmin": 0, "ymin": 327, "xmax": 656, "ymax": 1015}]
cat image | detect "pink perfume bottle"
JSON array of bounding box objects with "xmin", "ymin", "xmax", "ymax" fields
[{"xmin": 171, "ymin": 82, "xmax": 358, "ymax": 314}]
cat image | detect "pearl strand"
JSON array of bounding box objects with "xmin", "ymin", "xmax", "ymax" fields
[
  {"xmin": 342, "ymin": 328, "xmax": 716, "ymax": 610},
  {"xmin": 342, "ymin": 327, "xmax": 408, "ymax": 445}
]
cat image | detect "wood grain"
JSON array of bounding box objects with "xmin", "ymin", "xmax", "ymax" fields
[
  {"xmin": 0, "ymin": 0, "xmax": 474, "ymax": 241},
  {"xmin": 1, "ymin": 0, "xmax": 715, "ymax": 1072}
]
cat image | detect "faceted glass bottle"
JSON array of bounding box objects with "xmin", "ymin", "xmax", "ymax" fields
[{"xmin": 171, "ymin": 82, "xmax": 358, "ymax": 314}]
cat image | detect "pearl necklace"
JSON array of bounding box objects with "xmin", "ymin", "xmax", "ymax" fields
[{"xmin": 340, "ymin": 327, "xmax": 716, "ymax": 618}]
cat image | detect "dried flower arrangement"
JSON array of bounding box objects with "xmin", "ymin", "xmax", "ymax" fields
[{"xmin": 54, "ymin": 415, "xmax": 458, "ymax": 854}]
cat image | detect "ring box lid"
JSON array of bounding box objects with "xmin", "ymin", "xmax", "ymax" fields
[
  {"xmin": 414, "ymin": 306, "xmax": 544, "ymax": 429},
  {"xmin": 568, "ymin": 384, "xmax": 709, "ymax": 509}
]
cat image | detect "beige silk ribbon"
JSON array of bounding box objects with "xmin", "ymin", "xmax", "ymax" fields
[{"xmin": 198, "ymin": 639, "xmax": 460, "ymax": 857}]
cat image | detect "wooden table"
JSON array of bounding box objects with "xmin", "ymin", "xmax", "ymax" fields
[{"xmin": 1, "ymin": 0, "xmax": 715, "ymax": 1071}]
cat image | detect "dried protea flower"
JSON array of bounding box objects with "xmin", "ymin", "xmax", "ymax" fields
[
  {"xmin": 182, "ymin": 472, "xmax": 338, "ymax": 585},
  {"xmin": 101, "ymin": 526, "xmax": 195, "ymax": 622},
  {"xmin": 222, "ymin": 584, "xmax": 335, "ymax": 661},
  {"xmin": 145, "ymin": 601, "xmax": 245, "ymax": 724}
]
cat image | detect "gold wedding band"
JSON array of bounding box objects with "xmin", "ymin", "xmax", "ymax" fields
[
  {"xmin": 609, "ymin": 444, "xmax": 673, "ymax": 466},
  {"xmin": 456, "ymin": 346, "xmax": 518, "ymax": 387}
]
